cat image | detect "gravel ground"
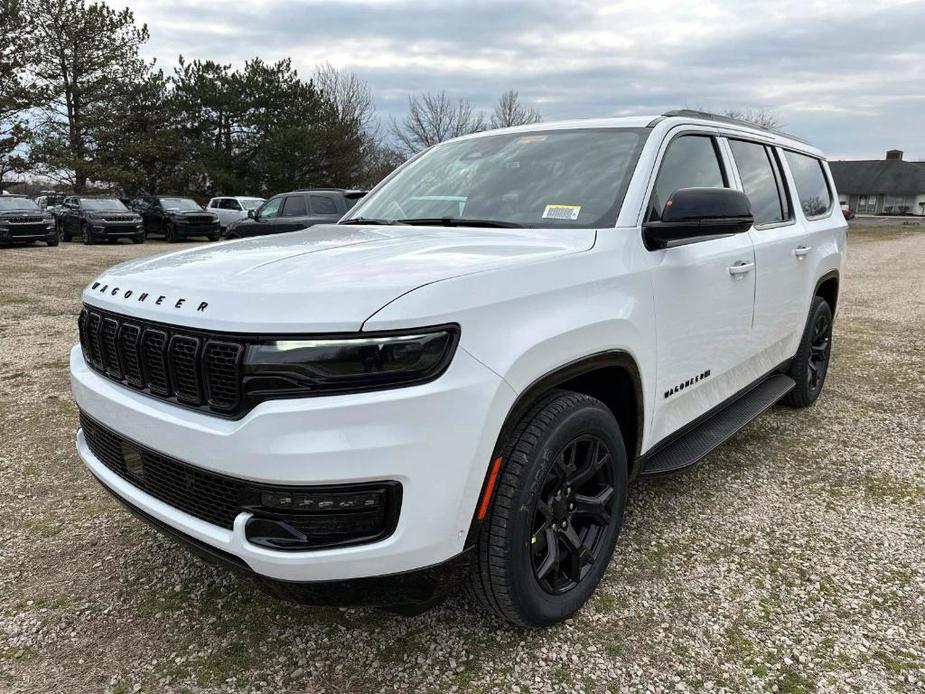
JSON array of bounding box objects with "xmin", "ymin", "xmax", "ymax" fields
[{"xmin": 1, "ymin": 227, "xmax": 924, "ymax": 693}]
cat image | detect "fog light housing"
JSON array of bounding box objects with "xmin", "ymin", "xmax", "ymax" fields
[{"xmin": 244, "ymin": 482, "xmax": 401, "ymax": 551}]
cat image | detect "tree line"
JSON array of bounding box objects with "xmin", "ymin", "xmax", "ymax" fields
[{"xmin": 0, "ymin": 0, "xmax": 544, "ymax": 197}]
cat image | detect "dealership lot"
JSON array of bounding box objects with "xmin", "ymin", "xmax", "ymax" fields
[{"xmin": 1, "ymin": 227, "xmax": 924, "ymax": 692}]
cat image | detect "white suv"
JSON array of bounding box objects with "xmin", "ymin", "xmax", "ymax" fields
[
  {"xmin": 206, "ymin": 196, "xmax": 265, "ymax": 230},
  {"xmin": 70, "ymin": 111, "xmax": 846, "ymax": 626}
]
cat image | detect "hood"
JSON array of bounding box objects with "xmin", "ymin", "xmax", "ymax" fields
[
  {"xmin": 169, "ymin": 209, "xmax": 213, "ymax": 217},
  {"xmin": 82, "ymin": 224, "xmax": 595, "ymax": 332}
]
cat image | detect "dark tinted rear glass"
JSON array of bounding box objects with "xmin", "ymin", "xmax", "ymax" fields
[{"xmin": 784, "ymin": 151, "xmax": 832, "ymax": 218}]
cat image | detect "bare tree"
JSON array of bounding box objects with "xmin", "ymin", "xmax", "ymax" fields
[
  {"xmin": 490, "ymin": 89, "xmax": 542, "ymax": 129},
  {"xmin": 722, "ymin": 107, "xmax": 783, "ymax": 130},
  {"xmin": 313, "ymin": 62, "xmax": 375, "ymax": 134},
  {"xmin": 389, "ymin": 91, "xmax": 486, "ymax": 156}
]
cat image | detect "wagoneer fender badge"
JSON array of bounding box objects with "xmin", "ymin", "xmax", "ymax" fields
[{"xmin": 89, "ymin": 281, "xmax": 208, "ymax": 312}]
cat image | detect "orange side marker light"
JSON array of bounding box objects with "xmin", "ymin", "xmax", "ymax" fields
[{"xmin": 477, "ymin": 457, "xmax": 503, "ymax": 520}]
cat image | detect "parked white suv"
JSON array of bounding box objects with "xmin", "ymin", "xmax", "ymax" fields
[
  {"xmin": 206, "ymin": 196, "xmax": 265, "ymax": 230},
  {"xmin": 71, "ymin": 111, "xmax": 846, "ymax": 626}
]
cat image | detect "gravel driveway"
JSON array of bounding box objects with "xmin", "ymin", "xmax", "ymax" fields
[{"xmin": 1, "ymin": 227, "xmax": 923, "ymax": 693}]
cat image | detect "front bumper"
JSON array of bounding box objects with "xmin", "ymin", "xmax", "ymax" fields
[
  {"xmin": 91, "ymin": 223, "xmax": 143, "ymax": 238},
  {"xmin": 0, "ymin": 226, "xmax": 56, "ymax": 242},
  {"xmin": 71, "ymin": 343, "xmax": 515, "ymax": 582},
  {"xmin": 177, "ymin": 222, "xmax": 220, "ymax": 237}
]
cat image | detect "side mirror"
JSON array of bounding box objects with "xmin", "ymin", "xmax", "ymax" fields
[
  {"xmin": 644, "ymin": 188, "xmax": 753, "ymax": 249},
  {"xmin": 247, "ymin": 209, "xmax": 257, "ymax": 219}
]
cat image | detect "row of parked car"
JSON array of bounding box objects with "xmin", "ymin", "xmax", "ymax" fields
[{"xmin": 1, "ymin": 188, "xmax": 367, "ymax": 247}]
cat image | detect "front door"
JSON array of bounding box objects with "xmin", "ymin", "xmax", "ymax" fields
[{"xmin": 646, "ymin": 132, "xmax": 758, "ymax": 444}]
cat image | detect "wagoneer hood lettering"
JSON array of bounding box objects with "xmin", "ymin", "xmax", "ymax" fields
[{"xmin": 82, "ymin": 224, "xmax": 595, "ymax": 332}]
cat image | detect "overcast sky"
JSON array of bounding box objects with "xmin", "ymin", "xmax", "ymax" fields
[{"xmin": 125, "ymin": 0, "xmax": 925, "ymax": 160}]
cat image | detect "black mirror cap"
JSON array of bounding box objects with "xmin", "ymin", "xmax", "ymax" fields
[
  {"xmin": 644, "ymin": 187, "xmax": 754, "ymax": 249},
  {"xmin": 247, "ymin": 209, "xmax": 257, "ymax": 219}
]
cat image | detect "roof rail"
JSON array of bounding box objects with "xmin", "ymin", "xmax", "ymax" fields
[{"xmin": 659, "ymin": 109, "xmax": 809, "ymax": 144}]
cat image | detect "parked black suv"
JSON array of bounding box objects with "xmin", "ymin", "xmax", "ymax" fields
[
  {"xmin": 0, "ymin": 195, "xmax": 58, "ymax": 246},
  {"xmin": 130, "ymin": 196, "xmax": 221, "ymax": 242},
  {"xmin": 58, "ymin": 196, "xmax": 144, "ymax": 244},
  {"xmin": 224, "ymin": 189, "xmax": 366, "ymax": 239}
]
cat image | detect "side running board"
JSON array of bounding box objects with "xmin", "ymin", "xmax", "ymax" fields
[{"xmin": 641, "ymin": 373, "xmax": 796, "ymax": 476}]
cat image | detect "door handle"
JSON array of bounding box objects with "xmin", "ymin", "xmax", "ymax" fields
[
  {"xmin": 728, "ymin": 261, "xmax": 755, "ymax": 277},
  {"xmin": 793, "ymin": 245, "xmax": 812, "ymax": 259}
]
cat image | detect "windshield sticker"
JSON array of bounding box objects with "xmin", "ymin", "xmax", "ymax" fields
[{"xmin": 542, "ymin": 204, "xmax": 581, "ymax": 221}]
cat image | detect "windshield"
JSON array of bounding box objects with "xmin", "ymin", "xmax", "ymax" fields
[
  {"xmin": 0, "ymin": 197, "xmax": 40, "ymax": 211},
  {"xmin": 82, "ymin": 198, "xmax": 128, "ymax": 211},
  {"xmin": 241, "ymin": 198, "xmax": 264, "ymax": 210},
  {"xmin": 160, "ymin": 197, "xmax": 202, "ymax": 212},
  {"xmin": 346, "ymin": 128, "xmax": 647, "ymax": 229}
]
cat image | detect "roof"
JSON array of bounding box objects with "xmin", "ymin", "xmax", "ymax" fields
[
  {"xmin": 451, "ymin": 110, "xmax": 820, "ymax": 157},
  {"xmin": 829, "ymin": 159, "xmax": 925, "ymax": 195}
]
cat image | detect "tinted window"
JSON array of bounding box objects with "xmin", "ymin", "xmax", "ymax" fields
[
  {"xmin": 651, "ymin": 135, "xmax": 726, "ymax": 220},
  {"xmin": 784, "ymin": 151, "xmax": 832, "ymax": 218},
  {"xmin": 282, "ymin": 195, "xmax": 308, "ymax": 217},
  {"xmin": 310, "ymin": 195, "xmax": 338, "ymax": 215},
  {"xmin": 207, "ymin": 199, "xmax": 220, "ymax": 208},
  {"xmin": 258, "ymin": 197, "xmax": 283, "ymax": 219},
  {"xmin": 81, "ymin": 198, "xmax": 128, "ymax": 211},
  {"xmin": 729, "ymin": 140, "xmax": 786, "ymax": 226},
  {"xmin": 348, "ymin": 128, "xmax": 648, "ymax": 229},
  {"xmin": 220, "ymin": 199, "xmax": 241, "ymax": 210}
]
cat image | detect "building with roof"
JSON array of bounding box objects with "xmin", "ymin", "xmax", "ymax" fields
[{"xmin": 829, "ymin": 150, "xmax": 925, "ymax": 216}]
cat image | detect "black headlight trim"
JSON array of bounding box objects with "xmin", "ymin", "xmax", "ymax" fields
[{"xmin": 242, "ymin": 323, "xmax": 461, "ymax": 400}]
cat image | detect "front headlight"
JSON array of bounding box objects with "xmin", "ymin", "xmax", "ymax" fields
[{"xmin": 242, "ymin": 325, "xmax": 459, "ymax": 397}]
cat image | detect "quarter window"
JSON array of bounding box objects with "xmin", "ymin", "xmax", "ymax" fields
[
  {"xmin": 310, "ymin": 195, "xmax": 338, "ymax": 215},
  {"xmin": 729, "ymin": 140, "xmax": 788, "ymax": 226},
  {"xmin": 784, "ymin": 151, "xmax": 832, "ymax": 218},
  {"xmin": 650, "ymin": 135, "xmax": 727, "ymax": 220}
]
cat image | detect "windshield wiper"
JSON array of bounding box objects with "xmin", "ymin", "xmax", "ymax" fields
[
  {"xmin": 339, "ymin": 217, "xmax": 403, "ymax": 225},
  {"xmin": 397, "ymin": 217, "xmax": 525, "ymax": 228}
]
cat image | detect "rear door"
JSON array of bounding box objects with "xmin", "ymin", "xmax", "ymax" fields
[
  {"xmin": 724, "ymin": 138, "xmax": 810, "ymax": 372},
  {"xmin": 646, "ymin": 131, "xmax": 758, "ymax": 443}
]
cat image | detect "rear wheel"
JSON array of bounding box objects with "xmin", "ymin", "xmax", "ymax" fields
[
  {"xmin": 782, "ymin": 296, "xmax": 833, "ymax": 408},
  {"xmin": 470, "ymin": 391, "xmax": 627, "ymax": 626},
  {"xmin": 58, "ymin": 220, "xmax": 71, "ymax": 242}
]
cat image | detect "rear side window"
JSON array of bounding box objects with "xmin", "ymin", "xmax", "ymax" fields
[
  {"xmin": 220, "ymin": 199, "xmax": 241, "ymax": 210},
  {"xmin": 650, "ymin": 135, "xmax": 726, "ymax": 220},
  {"xmin": 281, "ymin": 195, "xmax": 308, "ymax": 217},
  {"xmin": 784, "ymin": 151, "xmax": 832, "ymax": 218},
  {"xmin": 310, "ymin": 195, "xmax": 338, "ymax": 215},
  {"xmin": 729, "ymin": 140, "xmax": 789, "ymax": 226}
]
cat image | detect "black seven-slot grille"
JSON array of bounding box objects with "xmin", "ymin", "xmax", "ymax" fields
[
  {"xmin": 78, "ymin": 306, "xmax": 243, "ymax": 415},
  {"xmin": 79, "ymin": 411, "xmax": 401, "ymax": 547}
]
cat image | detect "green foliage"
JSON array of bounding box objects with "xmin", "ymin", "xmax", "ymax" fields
[{"xmin": 25, "ymin": 0, "xmax": 150, "ymax": 190}]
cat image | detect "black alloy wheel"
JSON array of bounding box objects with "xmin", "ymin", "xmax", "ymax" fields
[
  {"xmin": 470, "ymin": 390, "xmax": 627, "ymax": 626},
  {"xmin": 530, "ymin": 435, "xmax": 615, "ymax": 595},
  {"xmin": 782, "ymin": 295, "xmax": 833, "ymax": 408},
  {"xmin": 807, "ymin": 310, "xmax": 832, "ymax": 393}
]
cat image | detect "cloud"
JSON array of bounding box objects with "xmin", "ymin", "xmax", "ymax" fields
[{"xmin": 125, "ymin": 0, "xmax": 925, "ymax": 159}]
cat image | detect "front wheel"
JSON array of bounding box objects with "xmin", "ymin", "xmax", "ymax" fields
[
  {"xmin": 782, "ymin": 296, "xmax": 833, "ymax": 408},
  {"xmin": 59, "ymin": 220, "xmax": 71, "ymax": 242},
  {"xmin": 470, "ymin": 391, "xmax": 627, "ymax": 626},
  {"xmin": 81, "ymin": 223, "xmax": 96, "ymax": 245},
  {"xmin": 165, "ymin": 222, "xmax": 178, "ymax": 243}
]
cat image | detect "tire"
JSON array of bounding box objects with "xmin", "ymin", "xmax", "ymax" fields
[
  {"xmin": 58, "ymin": 220, "xmax": 71, "ymax": 242},
  {"xmin": 470, "ymin": 390, "xmax": 628, "ymax": 626},
  {"xmin": 81, "ymin": 223, "xmax": 96, "ymax": 245},
  {"xmin": 132, "ymin": 234, "xmax": 145, "ymax": 244},
  {"xmin": 165, "ymin": 222, "xmax": 178, "ymax": 243},
  {"xmin": 208, "ymin": 233, "xmax": 220, "ymax": 242},
  {"xmin": 782, "ymin": 296, "xmax": 833, "ymax": 408},
  {"xmin": 46, "ymin": 235, "xmax": 59, "ymax": 247},
  {"xmin": 225, "ymin": 232, "xmax": 239, "ymax": 240}
]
